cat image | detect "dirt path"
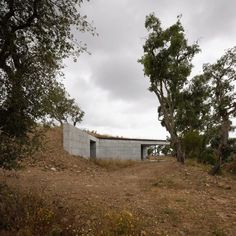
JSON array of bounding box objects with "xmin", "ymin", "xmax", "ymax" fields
[{"xmin": 1, "ymin": 158, "xmax": 236, "ymax": 235}]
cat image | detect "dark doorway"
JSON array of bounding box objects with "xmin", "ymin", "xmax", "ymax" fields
[
  {"xmin": 141, "ymin": 145, "xmax": 146, "ymax": 160},
  {"xmin": 90, "ymin": 140, "xmax": 96, "ymax": 158}
]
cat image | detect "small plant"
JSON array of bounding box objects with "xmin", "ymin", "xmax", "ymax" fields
[
  {"xmin": 0, "ymin": 183, "xmax": 79, "ymax": 235},
  {"xmin": 100, "ymin": 210, "xmax": 141, "ymax": 235},
  {"xmin": 212, "ymin": 228, "xmax": 227, "ymax": 236}
]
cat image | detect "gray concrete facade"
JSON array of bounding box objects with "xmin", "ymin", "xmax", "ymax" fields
[{"xmin": 63, "ymin": 123, "xmax": 168, "ymax": 160}]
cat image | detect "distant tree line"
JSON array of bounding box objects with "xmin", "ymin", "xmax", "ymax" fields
[{"xmin": 139, "ymin": 13, "xmax": 236, "ymax": 175}]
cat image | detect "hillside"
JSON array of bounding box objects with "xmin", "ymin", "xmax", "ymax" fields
[{"xmin": 0, "ymin": 128, "xmax": 236, "ymax": 236}]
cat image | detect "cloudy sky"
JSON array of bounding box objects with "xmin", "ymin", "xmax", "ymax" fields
[{"xmin": 63, "ymin": 0, "xmax": 236, "ymax": 139}]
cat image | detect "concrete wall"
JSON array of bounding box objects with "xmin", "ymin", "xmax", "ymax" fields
[
  {"xmin": 63, "ymin": 124, "xmax": 168, "ymax": 160},
  {"xmin": 97, "ymin": 139, "xmax": 141, "ymax": 160},
  {"xmin": 63, "ymin": 123, "xmax": 97, "ymax": 159}
]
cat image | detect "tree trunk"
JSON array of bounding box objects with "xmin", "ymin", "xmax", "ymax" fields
[
  {"xmin": 209, "ymin": 116, "xmax": 230, "ymax": 175},
  {"xmin": 175, "ymin": 138, "xmax": 185, "ymax": 164}
]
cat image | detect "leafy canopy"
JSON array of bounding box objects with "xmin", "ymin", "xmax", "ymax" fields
[{"xmin": 0, "ymin": 0, "xmax": 93, "ymax": 138}]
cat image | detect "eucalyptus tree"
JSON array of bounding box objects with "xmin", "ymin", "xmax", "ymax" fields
[
  {"xmin": 139, "ymin": 14, "xmax": 200, "ymax": 163},
  {"xmin": 203, "ymin": 47, "xmax": 236, "ymax": 174}
]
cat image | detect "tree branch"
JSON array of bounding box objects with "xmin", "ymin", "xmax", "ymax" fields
[{"xmin": 12, "ymin": 0, "xmax": 40, "ymax": 31}]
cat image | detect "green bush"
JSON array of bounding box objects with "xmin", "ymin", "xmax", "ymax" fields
[
  {"xmin": 0, "ymin": 134, "xmax": 23, "ymax": 169},
  {"xmin": 182, "ymin": 131, "xmax": 217, "ymax": 165},
  {"xmin": 182, "ymin": 131, "xmax": 204, "ymax": 160},
  {"xmin": 0, "ymin": 127, "xmax": 45, "ymax": 169}
]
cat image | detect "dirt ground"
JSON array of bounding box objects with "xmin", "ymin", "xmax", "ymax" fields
[{"xmin": 0, "ymin": 128, "xmax": 236, "ymax": 235}]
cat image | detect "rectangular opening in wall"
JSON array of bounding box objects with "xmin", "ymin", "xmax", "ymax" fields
[
  {"xmin": 141, "ymin": 145, "xmax": 144, "ymax": 160},
  {"xmin": 90, "ymin": 140, "xmax": 96, "ymax": 158}
]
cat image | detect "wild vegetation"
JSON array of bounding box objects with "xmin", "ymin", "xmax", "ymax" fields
[
  {"xmin": 0, "ymin": 0, "xmax": 92, "ymax": 168},
  {"xmin": 0, "ymin": 0, "xmax": 235, "ymax": 234},
  {"xmin": 0, "ymin": 128, "xmax": 235, "ymax": 236},
  {"xmin": 139, "ymin": 14, "xmax": 236, "ymax": 174}
]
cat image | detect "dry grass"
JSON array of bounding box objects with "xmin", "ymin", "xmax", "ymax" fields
[
  {"xmin": 1, "ymin": 127, "xmax": 236, "ymax": 235},
  {"xmin": 0, "ymin": 183, "xmax": 78, "ymax": 236},
  {"xmin": 0, "ymin": 182, "xmax": 144, "ymax": 236},
  {"xmin": 22, "ymin": 127, "xmax": 101, "ymax": 173},
  {"xmin": 91, "ymin": 158, "xmax": 137, "ymax": 170}
]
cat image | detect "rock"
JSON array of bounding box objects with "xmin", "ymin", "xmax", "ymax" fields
[
  {"xmin": 179, "ymin": 230, "xmax": 186, "ymax": 236},
  {"xmin": 141, "ymin": 230, "xmax": 147, "ymax": 236},
  {"xmin": 218, "ymin": 182, "xmax": 231, "ymax": 190},
  {"xmin": 61, "ymin": 217, "xmax": 69, "ymax": 224},
  {"xmin": 91, "ymin": 215, "xmax": 97, "ymax": 220},
  {"xmin": 74, "ymin": 215, "xmax": 81, "ymax": 224},
  {"xmin": 50, "ymin": 167, "xmax": 57, "ymax": 171},
  {"xmin": 86, "ymin": 220, "xmax": 91, "ymax": 225}
]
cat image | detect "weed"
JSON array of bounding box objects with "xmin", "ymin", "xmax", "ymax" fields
[
  {"xmin": 212, "ymin": 228, "xmax": 227, "ymax": 236},
  {"xmin": 152, "ymin": 178, "xmax": 177, "ymax": 189},
  {"xmin": 0, "ymin": 183, "xmax": 78, "ymax": 235},
  {"xmin": 100, "ymin": 209, "xmax": 141, "ymax": 235}
]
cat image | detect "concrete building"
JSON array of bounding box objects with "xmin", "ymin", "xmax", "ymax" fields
[{"xmin": 63, "ymin": 123, "xmax": 168, "ymax": 160}]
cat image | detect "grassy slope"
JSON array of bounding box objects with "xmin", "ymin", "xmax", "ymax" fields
[{"xmin": 0, "ymin": 127, "xmax": 236, "ymax": 236}]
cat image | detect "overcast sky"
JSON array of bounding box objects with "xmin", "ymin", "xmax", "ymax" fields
[{"xmin": 62, "ymin": 0, "xmax": 236, "ymax": 139}]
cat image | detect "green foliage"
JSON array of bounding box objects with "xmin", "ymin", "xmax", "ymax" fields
[
  {"xmin": 203, "ymin": 47, "xmax": 236, "ymax": 174},
  {"xmin": 182, "ymin": 131, "xmax": 217, "ymax": 165},
  {"xmin": 176, "ymin": 75, "xmax": 211, "ymax": 134},
  {"xmin": 101, "ymin": 210, "xmax": 140, "ymax": 236},
  {"xmin": 140, "ymin": 13, "xmax": 236, "ymax": 171},
  {"xmin": 0, "ymin": 0, "xmax": 91, "ymax": 167},
  {"xmin": 182, "ymin": 131, "xmax": 204, "ymax": 159},
  {"xmin": 139, "ymin": 13, "xmax": 200, "ymax": 162},
  {"xmin": 0, "ymin": 133, "xmax": 23, "ymax": 169},
  {"xmin": 161, "ymin": 145, "xmax": 172, "ymax": 156},
  {"xmin": 0, "ymin": 126, "xmax": 45, "ymax": 169},
  {"xmin": 42, "ymin": 82, "xmax": 84, "ymax": 126},
  {"xmin": 0, "ymin": 0, "xmax": 92, "ymax": 137}
]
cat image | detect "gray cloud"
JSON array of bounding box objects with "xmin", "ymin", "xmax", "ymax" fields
[{"xmin": 63, "ymin": 0, "xmax": 236, "ymax": 139}]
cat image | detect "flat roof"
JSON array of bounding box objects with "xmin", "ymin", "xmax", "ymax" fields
[
  {"xmin": 85, "ymin": 129, "xmax": 168, "ymax": 143},
  {"xmin": 98, "ymin": 136, "xmax": 167, "ymax": 142}
]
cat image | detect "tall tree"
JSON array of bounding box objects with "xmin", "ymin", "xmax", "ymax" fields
[
  {"xmin": 139, "ymin": 14, "xmax": 200, "ymax": 163},
  {"xmin": 0, "ymin": 0, "xmax": 93, "ymax": 138},
  {"xmin": 203, "ymin": 47, "xmax": 236, "ymax": 174}
]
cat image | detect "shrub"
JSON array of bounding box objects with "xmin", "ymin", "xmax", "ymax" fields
[
  {"xmin": 0, "ymin": 127, "xmax": 45, "ymax": 169},
  {"xmin": 182, "ymin": 131, "xmax": 204, "ymax": 160},
  {"xmin": 0, "ymin": 134, "xmax": 23, "ymax": 169},
  {"xmin": 0, "ymin": 183, "xmax": 77, "ymax": 235},
  {"xmin": 100, "ymin": 210, "xmax": 141, "ymax": 235}
]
